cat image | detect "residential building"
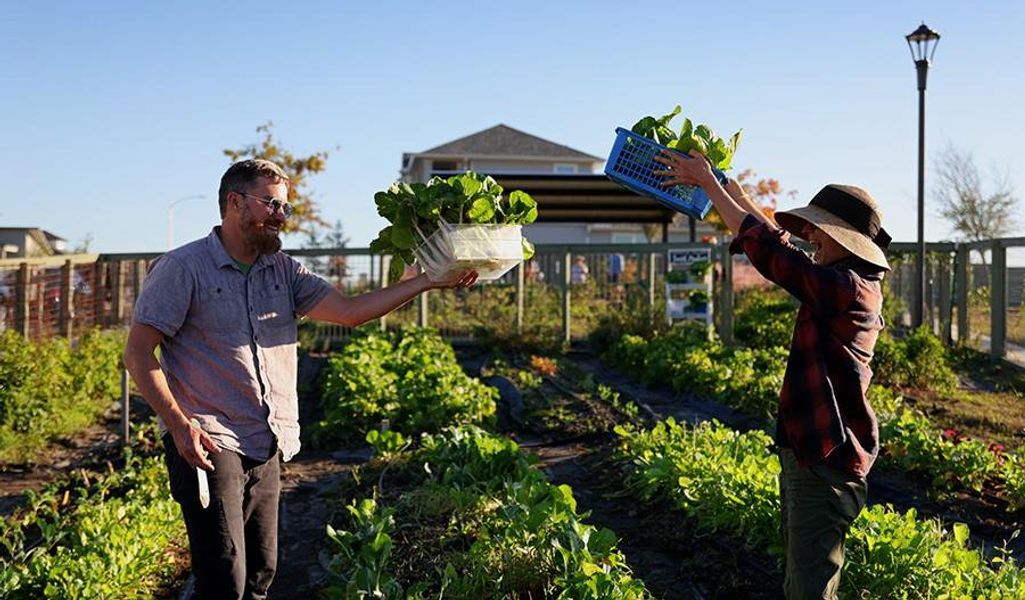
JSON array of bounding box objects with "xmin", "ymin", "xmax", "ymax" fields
[
  {"xmin": 400, "ymin": 124, "xmax": 721, "ymax": 243},
  {"xmin": 0, "ymin": 228, "xmax": 67, "ymax": 258}
]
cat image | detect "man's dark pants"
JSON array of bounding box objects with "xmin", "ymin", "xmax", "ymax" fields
[
  {"xmin": 163, "ymin": 435, "xmax": 281, "ymax": 600},
  {"xmin": 779, "ymin": 449, "xmax": 867, "ymax": 600}
]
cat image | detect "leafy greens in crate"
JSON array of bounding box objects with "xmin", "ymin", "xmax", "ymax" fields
[
  {"xmin": 631, "ymin": 105, "xmax": 742, "ymax": 171},
  {"xmin": 370, "ymin": 172, "xmax": 538, "ymax": 282}
]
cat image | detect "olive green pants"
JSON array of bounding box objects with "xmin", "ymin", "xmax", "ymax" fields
[{"xmin": 779, "ymin": 449, "xmax": 867, "ymax": 600}]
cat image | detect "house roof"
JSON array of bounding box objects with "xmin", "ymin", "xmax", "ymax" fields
[
  {"xmin": 0, "ymin": 227, "xmax": 58, "ymax": 255},
  {"xmin": 419, "ymin": 124, "xmax": 602, "ymax": 161}
]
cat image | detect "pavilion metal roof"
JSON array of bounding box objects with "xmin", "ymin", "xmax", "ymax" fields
[{"xmin": 490, "ymin": 173, "xmax": 678, "ymax": 224}]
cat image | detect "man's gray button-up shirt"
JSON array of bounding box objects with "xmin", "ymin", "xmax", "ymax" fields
[{"xmin": 133, "ymin": 227, "xmax": 333, "ymax": 462}]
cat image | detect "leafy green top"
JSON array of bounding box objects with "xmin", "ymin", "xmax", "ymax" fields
[
  {"xmin": 630, "ymin": 105, "xmax": 742, "ymax": 171},
  {"xmin": 369, "ymin": 172, "xmax": 538, "ymax": 280}
]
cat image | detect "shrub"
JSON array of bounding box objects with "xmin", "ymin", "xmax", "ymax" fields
[
  {"xmin": 872, "ymin": 326, "xmax": 958, "ymax": 392},
  {"xmin": 733, "ymin": 288, "xmax": 795, "ymax": 349},
  {"xmin": 315, "ymin": 327, "xmax": 497, "ymax": 444},
  {"xmin": 0, "ymin": 328, "xmax": 124, "ymax": 464}
]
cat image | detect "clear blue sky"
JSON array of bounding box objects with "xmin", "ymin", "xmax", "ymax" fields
[{"xmin": 2, "ymin": 0, "xmax": 1023, "ymax": 253}]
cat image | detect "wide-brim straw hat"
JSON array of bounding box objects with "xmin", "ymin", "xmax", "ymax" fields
[{"xmin": 774, "ymin": 184, "xmax": 891, "ymax": 271}]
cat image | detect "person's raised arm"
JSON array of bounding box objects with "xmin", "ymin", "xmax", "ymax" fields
[
  {"xmin": 304, "ymin": 270, "xmax": 477, "ymax": 327},
  {"xmin": 653, "ymin": 150, "xmax": 775, "ymax": 233},
  {"xmin": 123, "ymin": 322, "xmax": 219, "ymax": 470},
  {"xmin": 724, "ymin": 177, "xmax": 779, "ymax": 229}
]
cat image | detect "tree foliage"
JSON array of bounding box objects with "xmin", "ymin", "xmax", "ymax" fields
[
  {"xmin": 702, "ymin": 169, "xmax": 794, "ymax": 235},
  {"xmin": 641, "ymin": 169, "xmax": 791, "ymax": 242},
  {"xmin": 934, "ymin": 144, "xmax": 1019, "ymax": 262},
  {"xmin": 223, "ymin": 122, "xmax": 332, "ymax": 234}
]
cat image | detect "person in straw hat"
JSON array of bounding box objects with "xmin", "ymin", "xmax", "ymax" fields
[{"xmin": 655, "ymin": 150, "xmax": 890, "ymax": 600}]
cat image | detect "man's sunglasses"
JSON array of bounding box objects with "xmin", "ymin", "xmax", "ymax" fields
[{"xmin": 234, "ymin": 191, "xmax": 294, "ymax": 218}]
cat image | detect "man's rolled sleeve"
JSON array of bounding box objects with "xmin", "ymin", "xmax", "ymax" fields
[{"xmin": 133, "ymin": 255, "xmax": 192, "ymax": 337}]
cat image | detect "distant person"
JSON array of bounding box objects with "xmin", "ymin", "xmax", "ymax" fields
[
  {"xmin": 656, "ymin": 150, "xmax": 889, "ymax": 600},
  {"xmin": 609, "ymin": 252, "xmax": 625, "ymax": 283},
  {"xmin": 570, "ymin": 255, "xmax": 589, "ymax": 285},
  {"xmin": 525, "ymin": 260, "xmax": 545, "ymax": 283},
  {"xmin": 123, "ymin": 159, "xmax": 478, "ymax": 599}
]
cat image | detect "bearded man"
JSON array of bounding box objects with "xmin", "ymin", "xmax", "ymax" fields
[{"xmin": 123, "ymin": 159, "xmax": 477, "ymax": 599}]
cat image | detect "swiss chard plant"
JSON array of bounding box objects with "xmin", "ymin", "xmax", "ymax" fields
[
  {"xmin": 369, "ymin": 172, "xmax": 539, "ymax": 282},
  {"xmin": 613, "ymin": 417, "xmax": 1025, "ymax": 598},
  {"xmin": 631, "ymin": 105, "xmax": 742, "ymax": 171},
  {"xmin": 314, "ymin": 327, "xmax": 497, "ymax": 444},
  {"xmin": 324, "ymin": 426, "xmax": 649, "ymax": 599}
]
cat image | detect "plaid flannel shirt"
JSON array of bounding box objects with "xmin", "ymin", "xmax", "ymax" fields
[{"xmin": 729, "ymin": 215, "xmax": 885, "ymax": 477}]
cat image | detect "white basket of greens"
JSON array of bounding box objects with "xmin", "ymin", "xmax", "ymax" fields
[{"xmin": 370, "ymin": 172, "xmax": 538, "ymax": 282}]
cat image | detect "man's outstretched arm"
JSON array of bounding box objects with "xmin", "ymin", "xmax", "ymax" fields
[{"xmin": 304, "ymin": 270, "xmax": 476, "ymax": 327}]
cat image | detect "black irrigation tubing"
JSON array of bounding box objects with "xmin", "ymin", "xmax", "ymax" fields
[{"xmin": 516, "ymin": 430, "xmax": 615, "ymax": 450}]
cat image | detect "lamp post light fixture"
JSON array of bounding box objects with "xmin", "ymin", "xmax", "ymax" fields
[
  {"xmin": 168, "ymin": 194, "xmax": 207, "ymax": 250},
  {"xmin": 906, "ymin": 22, "xmax": 940, "ymax": 329}
]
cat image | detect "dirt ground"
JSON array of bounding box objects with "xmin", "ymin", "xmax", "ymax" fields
[{"xmin": 0, "ymin": 397, "xmax": 153, "ymax": 516}]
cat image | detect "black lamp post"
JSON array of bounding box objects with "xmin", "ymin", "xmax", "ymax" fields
[{"xmin": 906, "ymin": 22, "xmax": 940, "ymax": 329}]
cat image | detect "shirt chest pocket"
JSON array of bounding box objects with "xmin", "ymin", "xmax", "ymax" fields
[
  {"xmin": 194, "ymin": 285, "xmax": 245, "ymax": 333},
  {"xmin": 255, "ymin": 284, "xmax": 296, "ymax": 347}
]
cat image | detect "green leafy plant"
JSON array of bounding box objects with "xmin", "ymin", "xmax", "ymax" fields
[
  {"xmin": 365, "ymin": 429, "xmax": 409, "ymax": 458},
  {"xmin": 665, "ymin": 270, "xmax": 689, "ymax": 284},
  {"xmin": 613, "ymin": 417, "xmax": 1025, "ymax": 598},
  {"xmin": 631, "ymin": 105, "xmax": 742, "ymax": 170},
  {"xmin": 0, "ymin": 328, "xmax": 125, "ymax": 464},
  {"xmin": 872, "ymin": 326, "xmax": 958, "ymax": 393},
  {"xmin": 688, "ymin": 260, "xmax": 712, "ymax": 279},
  {"xmin": 732, "ymin": 288, "xmax": 796, "ymax": 349},
  {"xmin": 369, "ymin": 172, "xmax": 539, "ymax": 281},
  {"xmin": 688, "ymin": 289, "xmax": 710, "ymax": 307},
  {"xmin": 315, "ymin": 327, "xmax": 497, "ymax": 444},
  {"xmin": 324, "ymin": 498, "xmax": 404, "ymax": 599},
  {"xmin": 326, "ymin": 426, "xmax": 649, "ymax": 599},
  {"xmin": 0, "ymin": 445, "xmax": 185, "ymax": 598}
]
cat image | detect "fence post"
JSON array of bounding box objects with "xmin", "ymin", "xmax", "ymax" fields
[
  {"xmin": 720, "ymin": 247, "xmax": 734, "ymax": 344},
  {"xmin": 16, "ymin": 263, "xmax": 30, "ymax": 337},
  {"xmin": 516, "ymin": 261, "xmax": 525, "ymax": 335},
  {"xmin": 991, "ymin": 240, "xmax": 1007, "ymax": 361},
  {"xmin": 926, "ymin": 256, "xmax": 935, "ymax": 334},
  {"xmin": 647, "ymin": 252, "xmax": 657, "ymax": 314},
  {"xmin": 59, "ymin": 259, "xmax": 73, "ymax": 339},
  {"xmin": 379, "ymin": 255, "xmax": 388, "ymax": 332},
  {"xmin": 938, "ymin": 253, "xmax": 952, "ymax": 344},
  {"xmin": 134, "ymin": 260, "xmax": 146, "ymax": 311},
  {"xmin": 111, "ymin": 261, "xmax": 124, "ymax": 325},
  {"xmin": 418, "ymin": 290, "xmax": 429, "ymax": 328},
  {"xmin": 121, "ymin": 368, "xmax": 131, "ymax": 446},
  {"xmin": 955, "ymin": 244, "xmax": 969, "ymax": 344},
  {"xmin": 563, "ymin": 252, "xmax": 572, "ymax": 344},
  {"xmin": 93, "ymin": 260, "xmax": 106, "ymax": 329}
]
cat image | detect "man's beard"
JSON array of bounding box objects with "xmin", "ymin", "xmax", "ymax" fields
[{"xmin": 241, "ymin": 205, "xmax": 283, "ymax": 254}]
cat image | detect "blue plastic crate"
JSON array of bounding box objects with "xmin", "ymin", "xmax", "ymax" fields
[{"xmin": 604, "ymin": 127, "xmax": 727, "ymax": 220}]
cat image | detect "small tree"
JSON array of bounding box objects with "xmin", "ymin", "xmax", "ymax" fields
[
  {"xmin": 934, "ymin": 144, "xmax": 1019, "ymax": 265},
  {"xmin": 701, "ymin": 169, "xmax": 793, "ymax": 236},
  {"xmin": 223, "ymin": 122, "xmax": 332, "ymax": 234},
  {"xmin": 301, "ymin": 220, "xmax": 350, "ymax": 286}
]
